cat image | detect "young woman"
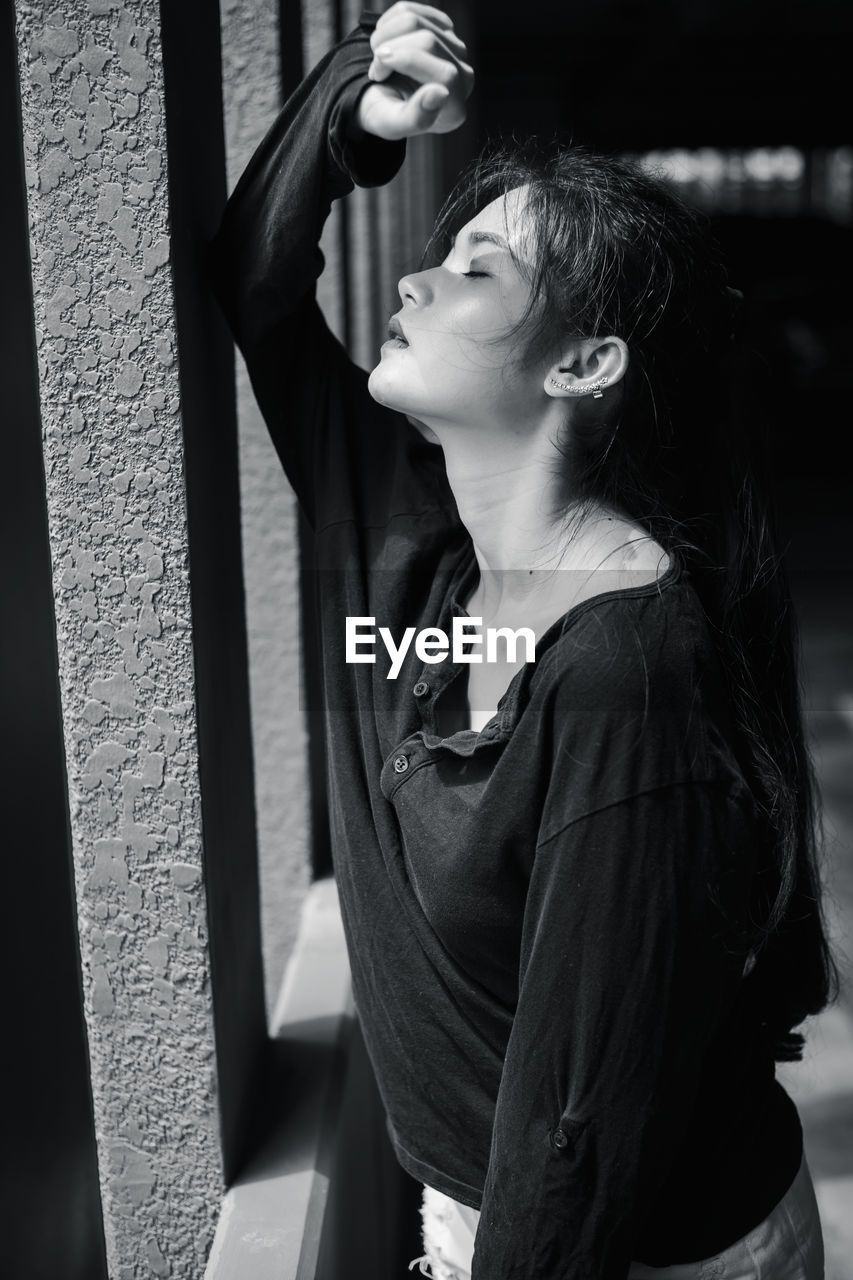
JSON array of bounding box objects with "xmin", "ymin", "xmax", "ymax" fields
[{"xmin": 210, "ymin": 5, "xmax": 836, "ymax": 1276}]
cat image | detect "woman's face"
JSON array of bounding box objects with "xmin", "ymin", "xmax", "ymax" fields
[{"xmin": 367, "ymin": 185, "xmax": 550, "ymax": 431}]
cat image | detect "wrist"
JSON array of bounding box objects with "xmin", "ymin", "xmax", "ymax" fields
[
  {"xmin": 331, "ymin": 75, "xmax": 406, "ymax": 190},
  {"xmin": 345, "ymin": 81, "xmax": 377, "ymax": 142}
]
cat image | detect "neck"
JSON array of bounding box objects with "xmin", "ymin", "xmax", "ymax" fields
[
  {"xmin": 430, "ymin": 415, "xmax": 617, "ymax": 618},
  {"xmin": 444, "ymin": 419, "xmax": 561, "ymax": 533}
]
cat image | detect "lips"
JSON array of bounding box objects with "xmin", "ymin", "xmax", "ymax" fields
[{"xmin": 387, "ymin": 316, "xmax": 409, "ymax": 345}]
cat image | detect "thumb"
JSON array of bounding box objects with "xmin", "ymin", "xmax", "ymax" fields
[{"xmin": 404, "ymin": 82, "xmax": 450, "ymax": 132}]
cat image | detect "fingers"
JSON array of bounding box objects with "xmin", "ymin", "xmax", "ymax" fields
[
  {"xmin": 373, "ymin": 9, "xmax": 465, "ymax": 51},
  {"xmin": 371, "ymin": 36, "xmax": 472, "ymax": 93},
  {"xmin": 356, "ymin": 81, "xmax": 450, "ymax": 141},
  {"xmin": 369, "ymin": 24, "xmax": 467, "ymax": 79},
  {"xmin": 360, "ymin": 2, "xmax": 472, "ymax": 140},
  {"xmin": 395, "ymin": 81, "xmax": 452, "ymax": 135},
  {"xmin": 375, "ymin": 2, "xmax": 455, "ymax": 32},
  {"xmin": 368, "ymin": 3, "xmax": 469, "ymax": 84}
]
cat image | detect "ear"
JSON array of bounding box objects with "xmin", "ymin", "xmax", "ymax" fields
[{"xmin": 544, "ymin": 337, "xmax": 629, "ymax": 399}]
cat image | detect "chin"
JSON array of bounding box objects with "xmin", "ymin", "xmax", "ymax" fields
[
  {"xmin": 367, "ymin": 365, "xmax": 392, "ymax": 405},
  {"xmin": 366, "ymin": 369, "xmax": 442, "ymax": 444},
  {"xmin": 367, "ymin": 366, "xmax": 411, "ymax": 412}
]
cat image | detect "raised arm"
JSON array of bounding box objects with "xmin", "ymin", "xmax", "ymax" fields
[{"xmin": 209, "ymin": 4, "xmax": 472, "ymax": 528}]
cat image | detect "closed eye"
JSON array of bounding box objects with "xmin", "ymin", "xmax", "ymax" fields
[{"xmin": 462, "ymin": 270, "xmax": 489, "ymax": 278}]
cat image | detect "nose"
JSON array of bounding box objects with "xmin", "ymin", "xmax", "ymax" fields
[{"xmin": 397, "ymin": 268, "xmax": 434, "ymax": 308}]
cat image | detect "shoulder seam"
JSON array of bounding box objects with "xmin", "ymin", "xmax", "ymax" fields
[{"xmin": 536, "ymin": 777, "xmax": 756, "ymax": 852}]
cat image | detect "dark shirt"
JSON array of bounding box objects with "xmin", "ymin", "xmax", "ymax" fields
[{"xmin": 209, "ymin": 15, "xmax": 803, "ymax": 1278}]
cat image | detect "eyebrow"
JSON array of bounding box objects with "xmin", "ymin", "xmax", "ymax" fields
[{"xmin": 450, "ymin": 230, "xmax": 510, "ymax": 252}]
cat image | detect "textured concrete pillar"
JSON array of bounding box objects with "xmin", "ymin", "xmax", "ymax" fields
[
  {"xmin": 219, "ymin": 0, "xmax": 310, "ymax": 1024},
  {"xmin": 15, "ymin": 3, "xmax": 227, "ymax": 1274}
]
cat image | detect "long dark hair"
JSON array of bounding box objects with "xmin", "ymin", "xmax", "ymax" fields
[{"xmin": 423, "ymin": 140, "xmax": 838, "ymax": 1060}]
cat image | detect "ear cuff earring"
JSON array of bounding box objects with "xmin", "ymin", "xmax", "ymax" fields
[{"xmin": 550, "ymin": 375, "xmax": 609, "ymax": 399}]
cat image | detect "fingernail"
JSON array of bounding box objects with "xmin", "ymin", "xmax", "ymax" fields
[{"xmin": 376, "ymin": 45, "xmax": 392, "ymax": 58}]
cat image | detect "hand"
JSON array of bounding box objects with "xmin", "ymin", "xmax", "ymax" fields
[{"xmin": 355, "ymin": 2, "xmax": 473, "ymax": 140}]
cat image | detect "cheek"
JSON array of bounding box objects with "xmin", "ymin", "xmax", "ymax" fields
[
  {"xmin": 420, "ymin": 322, "xmax": 518, "ymax": 381},
  {"xmin": 443, "ymin": 294, "xmax": 531, "ymax": 374},
  {"xmin": 366, "ymin": 292, "xmax": 532, "ymax": 408}
]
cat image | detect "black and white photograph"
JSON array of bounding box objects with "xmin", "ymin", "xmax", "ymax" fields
[{"xmin": 2, "ymin": 1, "xmax": 851, "ymax": 1277}]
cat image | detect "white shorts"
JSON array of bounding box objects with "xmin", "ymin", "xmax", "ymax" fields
[{"xmin": 408, "ymin": 1153, "xmax": 824, "ymax": 1280}]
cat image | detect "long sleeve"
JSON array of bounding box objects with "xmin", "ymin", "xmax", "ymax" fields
[
  {"xmin": 472, "ymin": 670, "xmax": 758, "ymax": 1278},
  {"xmin": 209, "ymin": 13, "xmax": 446, "ymax": 530}
]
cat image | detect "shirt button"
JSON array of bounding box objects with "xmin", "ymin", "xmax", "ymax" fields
[
  {"xmin": 393, "ymin": 755, "xmax": 409, "ymax": 774},
  {"xmin": 551, "ymin": 1127, "xmax": 569, "ymax": 1150},
  {"xmin": 413, "ymin": 681, "xmax": 429, "ymax": 697}
]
